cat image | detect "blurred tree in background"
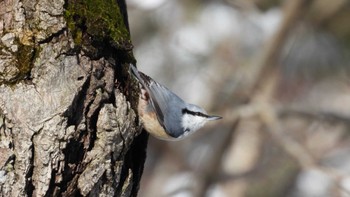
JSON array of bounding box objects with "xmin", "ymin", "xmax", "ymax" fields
[{"xmin": 128, "ymin": 0, "xmax": 350, "ymax": 196}]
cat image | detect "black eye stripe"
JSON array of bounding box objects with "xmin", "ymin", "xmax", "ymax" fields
[{"xmin": 182, "ymin": 108, "xmax": 208, "ymax": 118}]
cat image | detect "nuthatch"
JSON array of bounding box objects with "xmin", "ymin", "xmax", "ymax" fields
[{"xmin": 130, "ymin": 64, "xmax": 222, "ymax": 140}]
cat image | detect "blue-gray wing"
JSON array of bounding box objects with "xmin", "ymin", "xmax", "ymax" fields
[{"xmin": 130, "ymin": 64, "xmax": 185, "ymax": 137}]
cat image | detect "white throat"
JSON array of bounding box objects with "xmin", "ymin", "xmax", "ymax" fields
[{"xmin": 181, "ymin": 113, "xmax": 207, "ymax": 136}]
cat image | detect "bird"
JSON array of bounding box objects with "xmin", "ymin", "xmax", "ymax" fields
[{"xmin": 130, "ymin": 64, "xmax": 222, "ymax": 141}]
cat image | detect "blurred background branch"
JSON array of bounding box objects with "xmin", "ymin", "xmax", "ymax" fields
[{"xmin": 127, "ymin": 0, "xmax": 350, "ymax": 196}]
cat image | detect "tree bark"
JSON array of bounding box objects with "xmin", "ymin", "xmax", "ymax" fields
[{"xmin": 0, "ymin": 0, "xmax": 147, "ymax": 196}]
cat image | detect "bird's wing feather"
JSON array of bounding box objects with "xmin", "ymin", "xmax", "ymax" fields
[{"xmin": 130, "ymin": 64, "xmax": 184, "ymax": 137}]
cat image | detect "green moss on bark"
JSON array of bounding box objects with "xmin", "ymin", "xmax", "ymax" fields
[
  {"xmin": 15, "ymin": 44, "xmax": 35, "ymax": 80},
  {"xmin": 0, "ymin": 39, "xmax": 40, "ymax": 85},
  {"xmin": 64, "ymin": 0, "xmax": 132, "ymax": 53}
]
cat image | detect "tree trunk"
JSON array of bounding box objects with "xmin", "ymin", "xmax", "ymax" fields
[{"xmin": 0, "ymin": 0, "xmax": 148, "ymax": 196}]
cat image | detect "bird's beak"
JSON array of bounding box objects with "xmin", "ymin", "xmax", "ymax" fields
[{"xmin": 207, "ymin": 115, "xmax": 222, "ymax": 121}]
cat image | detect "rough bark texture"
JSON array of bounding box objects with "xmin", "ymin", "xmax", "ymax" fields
[{"xmin": 0, "ymin": 0, "xmax": 147, "ymax": 196}]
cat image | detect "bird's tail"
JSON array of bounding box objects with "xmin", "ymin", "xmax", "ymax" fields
[
  {"xmin": 129, "ymin": 63, "xmax": 141, "ymax": 80},
  {"xmin": 129, "ymin": 63, "xmax": 152, "ymax": 89}
]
